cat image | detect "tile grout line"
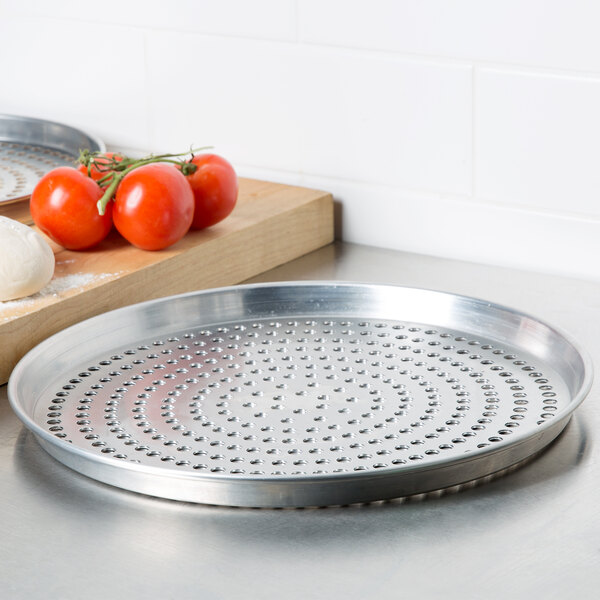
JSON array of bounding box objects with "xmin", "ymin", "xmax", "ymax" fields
[
  {"xmin": 9, "ymin": 13, "xmax": 600, "ymax": 82},
  {"xmin": 234, "ymin": 163, "xmax": 600, "ymax": 224},
  {"xmin": 471, "ymin": 65, "xmax": 477, "ymax": 200},
  {"xmin": 294, "ymin": 0, "xmax": 300, "ymax": 43},
  {"xmin": 141, "ymin": 30, "xmax": 154, "ymax": 152}
]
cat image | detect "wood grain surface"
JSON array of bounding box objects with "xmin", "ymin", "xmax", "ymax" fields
[{"xmin": 0, "ymin": 178, "xmax": 334, "ymax": 384}]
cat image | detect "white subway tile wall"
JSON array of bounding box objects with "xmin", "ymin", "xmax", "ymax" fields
[
  {"xmin": 476, "ymin": 68, "xmax": 600, "ymax": 218},
  {"xmin": 0, "ymin": 16, "xmax": 149, "ymax": 150},
  {"xmin": 1, "ymin": 1, "xmax": 599, "ymax": 280}
]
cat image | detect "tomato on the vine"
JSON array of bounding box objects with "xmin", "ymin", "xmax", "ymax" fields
[
  {"xmin": 77, "ymin": 152, "xmax": 123, "ymax": 182},
  {"xmin": 112, "ymin": 163, "xmax": 194, "ymax": 251},
  {"xmin": 184, "ymin": 154, "xmax": 238, "ymax": 229},
  {"xmin": 30, "ymin": 167, "xmax": 113, "ymax": 250}
]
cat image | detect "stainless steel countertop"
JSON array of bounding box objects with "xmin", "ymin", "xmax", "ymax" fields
[{"xmin": 2, "ymin": 242, "xmax": 599, "ymax": 599}]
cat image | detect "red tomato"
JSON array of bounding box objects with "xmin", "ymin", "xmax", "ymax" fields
[
  {"xmin": 30, "ymin": 167, "xmax": 112, "ymax": 250},
  {"xmin": 113, "ymin": 163, "xmax": 194, "ymax": 251},
  {"xmin": 185, "ymin": 154, "xmax": 238, "ymax": 229},
  {"xmin": 77, "ymin": 152, "xmax": 123, "ymax": 183}
]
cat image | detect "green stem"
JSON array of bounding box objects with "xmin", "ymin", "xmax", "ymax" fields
[
  {"xmin": 97, "ymin": 171, "xmax": 126, "ymax": 215},
  {"xmin": 96, "ymin": 158, "xmax": 154, "ymax": 215},
  {"xmin": 96, "ymin": 172, "xmax": 115, "ymax": 187},
  {"xmin": 95, "ymin": 154, "xmax": 204, "ymax": 215},
  {"xmin": 87, "ymin": 146, "xmax": 213, "ymax": 215}
]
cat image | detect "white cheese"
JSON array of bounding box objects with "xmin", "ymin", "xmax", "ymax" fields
[{"xmin": 0, "ymin": 216, "xmax": 55, "ymax": 301}]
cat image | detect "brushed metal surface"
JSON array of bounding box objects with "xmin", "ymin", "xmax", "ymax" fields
[
  {"xmin": 8, "ymin": 282, "xmax": 591, "ymax": 506},
  {"xmin": 2, "ymin": 242, "xmax": 600, "ymax": 599},
  {"xmin": 0, "ymin": 114, "xmax": 105, "ymax": 204}
]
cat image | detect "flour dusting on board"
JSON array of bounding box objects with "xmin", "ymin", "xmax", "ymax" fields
[{"xmin": 0, "ymin": 272, "xmax": 123, "ymax": 321}]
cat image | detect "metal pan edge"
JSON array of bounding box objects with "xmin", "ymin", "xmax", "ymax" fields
[
  {"xmin": 7, "ymin": 282, "xmax": 594, "ymax": 507},
  {"xmin": 0, "ymin": 114, "xmax": 105, "ymax": 204}
]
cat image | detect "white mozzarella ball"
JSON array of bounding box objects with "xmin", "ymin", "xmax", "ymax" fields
[{"xmin": 0, "ymin": 216, "xmax": 55, "ymax": 301}]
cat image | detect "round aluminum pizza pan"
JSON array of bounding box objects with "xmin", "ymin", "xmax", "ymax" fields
[
  {"xmin": 0, "ymin": 113, "xmax": 105, "ymax": 204},
  {"xmin": 7, "ymin": 282, "xmax": 593, "ymax": 507}
]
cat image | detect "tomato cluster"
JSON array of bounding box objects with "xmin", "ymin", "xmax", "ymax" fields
[{"xmin": 30, "ymin": 151, "xmax": 238, "ymax": 251}]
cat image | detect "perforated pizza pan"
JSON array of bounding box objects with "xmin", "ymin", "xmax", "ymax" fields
[
  {"xmin": 8, "ymin": 283, "xmax": 592, "ymax": 507},
  {"xmin": 0, "ymin": 114, "xmax": 105, "ymax": 204}
]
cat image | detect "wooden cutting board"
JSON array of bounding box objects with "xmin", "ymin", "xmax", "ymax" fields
[{"xmin": 0, "ymin": 178, "xmax": 334, "ymax": 384}]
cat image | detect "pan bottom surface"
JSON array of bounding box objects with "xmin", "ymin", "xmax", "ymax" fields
[{"xmin": 22, "ymin": 313, "xmax": 576, "ymax": 505}]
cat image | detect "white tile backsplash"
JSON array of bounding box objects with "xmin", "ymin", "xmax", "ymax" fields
[
  {"xmin": 1, "ymin": 2, "xmax": 600, "ymax": 280},
  {"xmin": 0, "ymin": 16, "xmax": 149, "ymax": 150},
  {"xmin": 148, "ymin": 33, "xmax": 470, "ymax": 194},
  {"xmin": 1, "ymin": 0, "xmax": 298, "ymax": 41},
  {"xmin": 239, "ymin": 162, "xmax": 600, "ymax": 281},
  {"xmin": 147, "ymin": 35, "xmax": 306, "ymax": 172},
  {"xmin": 286, "ymin": 174, "xmax": 600, "ymax": 283},
  {"xmin": 476, "ymin": 68, "xmax": 600, "ymax": 218},
  {"xmin": 299, "ymin": 0, "xmax": 600, "ymax": 74},
  {"xmin": 295, "ymin": 51, "xmax": 472, "ymax": 195}
]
